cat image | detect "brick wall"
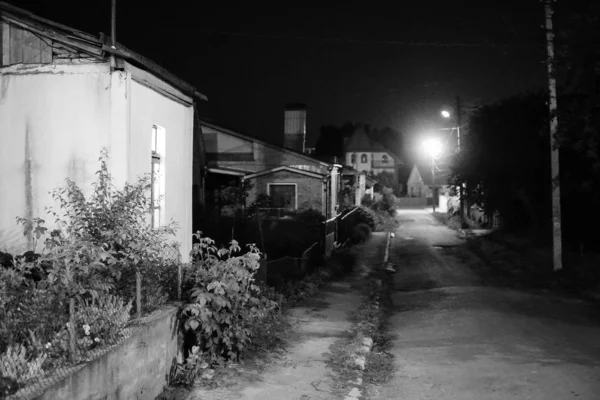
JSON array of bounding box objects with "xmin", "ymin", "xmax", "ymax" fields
[{"xmin": 247, "ymin": 170, "xmax": 324, "ymax": 212}]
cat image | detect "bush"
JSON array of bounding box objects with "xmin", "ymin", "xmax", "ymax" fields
[
  {"xmin": 361, "ymin": 194, "xmax": 374, "ymax": 208},
  {"xmin": 351, "ymin": 223, "xmax": 372, "ymax": 244},
  {"xmin": 1, "ymin": 148, "xmax": 183, "ymax": 381},
  {"xmin": 178, "ymin": 234, "xmax": 277, "ymax": 366}
]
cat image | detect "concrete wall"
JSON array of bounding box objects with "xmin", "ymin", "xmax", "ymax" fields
[
  {"xmin": 0, "ymin": 61, "xmax": 194, "ymax": 261},
  {"xmin": 246, "ymin": 169, "xmax": 324, "ymax": 212},
  {"xmin": 33, "ymin": 305, "xmax": 179, "ymax": 400}
]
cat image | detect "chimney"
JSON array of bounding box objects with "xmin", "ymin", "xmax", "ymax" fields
[{"xmin": 283, "ymin": 103, "xmax": 307, "ymax": 153}]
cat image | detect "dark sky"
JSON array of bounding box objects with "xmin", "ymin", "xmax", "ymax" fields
[{"xmin": 11, "ymin": 0, "xmax": 548, "ymax": 155}]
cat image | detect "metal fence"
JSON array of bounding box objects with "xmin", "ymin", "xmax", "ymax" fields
[{"xmin": 337, "ymin": 207, "xmax": 360, "ymax": 245}]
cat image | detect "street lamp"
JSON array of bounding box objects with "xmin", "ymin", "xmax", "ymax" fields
[
  {"xmin": 441, "ymin": 109, "xmax": 460, "ymax": 151},
  {"xmin": 423, "ymin": 138, "xmax": 442, "ymax": 213},
  {"xmin": 441, "ymin": 104, "xmax": 466, "ymax": 223}
]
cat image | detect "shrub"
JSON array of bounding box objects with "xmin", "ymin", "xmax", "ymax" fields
[
  {"xmin": 361, "ymin": 194, "xmax": 374, "ymax": 208},
  {"xmin": 1, "ymin": 148, "xmax": 183, "ymax": 378},
  {"xmin": 179, "ymin": 234, "xmax": 277, "ymax": 365},
  {"xmin": 351, "ymin": 223, "xmax": 372, "ymax": 244},
  {"xmin": 0, "ymin": 344, "xmax": 46, "ymax": 384}
]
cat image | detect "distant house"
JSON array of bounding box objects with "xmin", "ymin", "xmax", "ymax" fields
[
  {"xmin": 200, "ymin": 115, "xmax": 342, "ymax": 219},
  {"xmin": 343, "ymin": 127, "xmax": 403, "ymax": 181},
  {"xmin": 406, "ymin": 164, "xmax": 450, "ymax": 198},
  {"xmin": 0, "ymin": 2, "xmax": 207, "ymax": 261}
]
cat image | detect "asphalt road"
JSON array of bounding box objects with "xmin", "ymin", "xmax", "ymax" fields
[{"xmin": 372, "ymin": 210, "xmax": 600, "ymax": 400}]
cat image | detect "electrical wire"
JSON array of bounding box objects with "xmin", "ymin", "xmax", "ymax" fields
[{"xmin": 200, "ymin": 28, "xmax": 543, "ymax": 49}]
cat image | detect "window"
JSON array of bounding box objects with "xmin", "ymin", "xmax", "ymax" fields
[
  {"xmin": 268, "ymin": 183, "xmax": 297, "ymax": 210},
  {"xmin": 151, "ymin": 125, "xmax": 166, "ymax": 228},
  {"xmin": 350, "ymin": 153, "xmax": 356, "ymax": 164},
  {"xmin": 360, "ymin": 154, "xmax": 368, "ymax": 163},
  {"xmin": 381, "ymin": 154, "xmax": 388, "ymax": 164}
]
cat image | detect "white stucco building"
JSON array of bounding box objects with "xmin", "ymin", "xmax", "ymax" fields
[{"xmin": 0, "ymin": 3, "xmax": 207, "ymax": 261}]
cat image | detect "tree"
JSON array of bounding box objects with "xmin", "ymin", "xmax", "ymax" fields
[
  {"xmin": 372, "ymin": 171, "xmax": 402, "ymax": 196},
  {"xmin": 451, "ymin": 92, "xmax": 551, "ymax": 235}
]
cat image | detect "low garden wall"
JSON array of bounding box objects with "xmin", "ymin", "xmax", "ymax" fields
[{"xmin": 17, "ymin": 304, "xmax": 180, "ymax": 400}]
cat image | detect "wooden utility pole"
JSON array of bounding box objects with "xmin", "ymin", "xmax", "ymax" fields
[
  {"xmin": 111, "ymin": 0, "xmax": 116, "ymax": 48},
  {"xmin": 544, "ymin": 0, "xmax": 563, "ymax": 271},
  {"xmin": 455, "ymin": 96, "xmax": 465, "ymax": 222}
]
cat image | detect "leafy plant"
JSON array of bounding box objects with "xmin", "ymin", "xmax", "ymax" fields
[
  {"xmin": 179, "ymin": 234, "xmax": 276, "ymax": 364},
  {"xmin": 172, "ymin": 345, "xmax": 209, "ymax": 386},
  {"xmin": 0, "ymin": 344, "xmax": 47, "ymax": 383}
]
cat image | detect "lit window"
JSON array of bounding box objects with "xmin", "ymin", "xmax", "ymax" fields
[
  {"xmin": 381, "ymin": 154, "xmax": 388, "ymax": 164},
  {"xmin": 361, "ymin": 154, "xmax": 368, "ymax": 163},
  {"xmin": 350, "ymin": 153, "xmax": 356, "ymax": 164},
  {"xmin": 268, "ymin": 184, "xmax": 296, "ymax": 210},
  {"xmin": 151, "ymin": 125, "xmax": 165, "ymax": 228}
]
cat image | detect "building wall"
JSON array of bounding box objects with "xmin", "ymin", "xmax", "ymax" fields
[
  {"xmin": 128, "ymin": 75, "xmax": 194, "ymax": 261},
  {"xmin": 246, "ymin": 170, "xmax": 324, "ymax": 213},
  {"xmin": 0, "ymin": 62, "xmax": 124, "ymax": 253},
  {"xmin": 345, "ymin": 151, "xmax": 396, "ymax": 175},
  {"xmin": 0, "ymin": 61, "xmax": 194, "ymax": 261}
]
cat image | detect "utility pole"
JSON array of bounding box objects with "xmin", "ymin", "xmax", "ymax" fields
[
  {"xmin": 544, "ymin": 0, "xmax": 563, "ymax": 271},
  {"xmin": 111, "ymin": 0, "xmax": 116, "ymax": 48},
  {"xmin": 455, "ymin": 96, "xmax": 465, "ymax": 223},
  {"xmin": 432, "ymin": 156, "xmax": 436, "ymax": 213}
]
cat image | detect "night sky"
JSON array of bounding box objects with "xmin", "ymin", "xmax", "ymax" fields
[{"xmin": 11, "ymin": 0, "xmax": 549, "ymax": 158}]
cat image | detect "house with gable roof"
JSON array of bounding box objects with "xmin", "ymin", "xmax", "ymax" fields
[
  {"xmin": 0, "ymin": 2, "xmax": 207, "ymax": 261},
  {"xmin": 342, "ymin": 126, "xmax": 404, "ymax": 180},
  {"xmin": 200, "ymin": 115, "xmax": 342, "ymax": 220}
]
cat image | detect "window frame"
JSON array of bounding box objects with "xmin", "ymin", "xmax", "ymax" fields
[
  {"xmin": 360, "ymin": 153, "xmax": 368, "ymax": 163},
  {"xmin": 151, "ymin": 125, "xmax": 165, "ymax": 229},
  {"xmin": 267, "ymin": 183, "xmax": 298, "ymax": 210}
]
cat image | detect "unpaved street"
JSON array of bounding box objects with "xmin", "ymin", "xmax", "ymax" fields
[{"xmin": 372, "ymin": 210, "xmax": 600, "ymax": 400}]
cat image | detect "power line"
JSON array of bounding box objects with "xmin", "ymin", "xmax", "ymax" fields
[{"xmin": 200, "ymin": 28, "xmax": 543, "ymax": 49}]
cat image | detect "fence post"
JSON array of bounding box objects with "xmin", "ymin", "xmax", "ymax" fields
[
  {"xmin": 68, "ymin": 298, "xmax": 76, "ymax": 363},
  {"xmin": 177, "ymin": 263, "xmax": 182, "ymax": 301},
  {"xmin": 136, "ymin": 270, "xmax": 142, "ymax": 320}
]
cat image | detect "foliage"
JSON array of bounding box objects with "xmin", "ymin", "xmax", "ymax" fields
[
  {"xmin": 370, "ymin": 188, "xmax": 398, "ymax": 216},
  {"xmin": 0, "ymin": 344, "xmax": 46, "ymax": 383},
  {"xmin": 361, "ymin": 194, "xmax": 374, "ymax": 207},
  {"xmin": 172, "ymin": 345, "xmax": 209, "ymax": 386},
  {"xmin": 450, "ymin": 92, "xmax": 551, "ymax": 235},
  {"xmin": 1, "ymin": 148, "xmax": 183, "ymax": 382},
  {"xmin": 351, "ymin": 223, "xmax": 372, "ymax": 244},
  {"xmin": 179, "ymin": 233, "xmax": 277, "ymax": 365},
  {"xmin": 75, "ymin": 293, "xmax": 132, "ymax": 351},
  {"xmin": 373, "ymin": 171, "xmax": 402, "ymax": 197},
  {"xmin": 245, "ymin": 193, "xmax": 273, "ymax": 219},
  {"xmin": 218, "ymin": 180, "xmax": 253, "ymax": 218}
]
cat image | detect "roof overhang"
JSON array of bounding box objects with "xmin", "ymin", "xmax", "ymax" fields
[
  {"xmin": 207, "ymin": 167, "xmax": 247, "ymax": 177},
  {"xmin": 243, "ymin": 166, "xmax": 326, "ymax": 180}
]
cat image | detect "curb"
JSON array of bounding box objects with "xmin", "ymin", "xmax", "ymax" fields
[{"xmin": 343, "ymin": 232, "xmax": 392, "ymax": 400}]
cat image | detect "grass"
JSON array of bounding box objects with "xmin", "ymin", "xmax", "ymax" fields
[{"xmin": 325, "ymin": 262, "xmax": 395, "ymax": 398}]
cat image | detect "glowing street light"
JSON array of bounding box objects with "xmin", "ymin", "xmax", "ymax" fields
[
  {"xmin": 423, "ymin": 138, "xmax": 442, "ymax": 212},
  {"xmin": 441, "ymin": 110, "xmax": 451, "ymax": 119},
  {"xmin": 423, "ymin": 138, "xmax": 442, "ymax": 159}
]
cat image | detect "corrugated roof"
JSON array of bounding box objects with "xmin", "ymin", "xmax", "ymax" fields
[{"xmin": 0, "ymin": 2, "xmax": 207, "ymax": 101}]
